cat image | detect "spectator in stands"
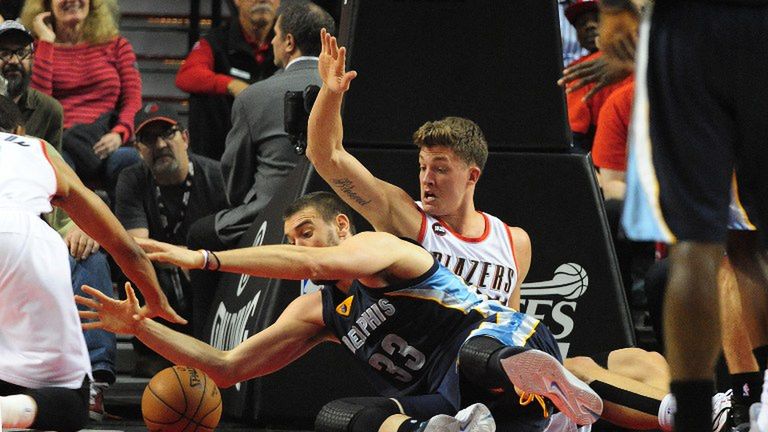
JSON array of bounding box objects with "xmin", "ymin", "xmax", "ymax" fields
[
  {"xmin": 0, "ymin": 20, "xmax": 117, "ymax": 421},
  {"xmin": 558, "ymin": 0, "xmax": 589, "ymax": 66},
  {"xmin": 176, "ymin": 0, "xmax": 279, "ymax": 160},
  {"xmin": 563, "ymin": 0, "xmax": 633, "ymax": 152},
  {"xmin": 0, "ymin": 20, "xmax": 62, "ymax": 148},
  {"xmin": 20, "ymin": 0, "xmax": 141, "ymax": 193},
  {"xmin": 184, "ymin": 1, "xmax": 334, "ymax": 338},
  {"xmin": 115, "ymin": 102, "xmax": 227, "ymax": 350}
]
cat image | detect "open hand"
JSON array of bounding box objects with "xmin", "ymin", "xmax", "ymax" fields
[
  {"xmin": 76, "ymin": 282, "xmax": 143, "ymax": 335},
  {"xmin": 318, "ymin": 28, "xmax": 357, "ymax": 94},
  {"xmin": 558, "ymin": 56, "xmax": 632, "ymax": 102}
]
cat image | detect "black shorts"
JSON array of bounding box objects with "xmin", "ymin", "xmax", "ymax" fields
[{"xmin": 645, "ymin": 0, "xmax": 768, "ymax": 247}]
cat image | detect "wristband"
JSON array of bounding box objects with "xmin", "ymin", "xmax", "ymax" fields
[
  {"xmin": 210, "ymin": 251, "xmax": 221, "ymax": 271},
  {"xmin": 200, "ymin": 249, "xmax": 209, "ymax": 270}
]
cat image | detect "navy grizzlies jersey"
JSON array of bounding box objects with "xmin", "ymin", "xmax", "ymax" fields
[{"xmin": 321, "ymin": 259, "xmax": 526, "ymax": 397}]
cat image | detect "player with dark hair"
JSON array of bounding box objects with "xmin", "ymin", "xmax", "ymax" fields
[
  {"xmin": 0, "ymin": 98, "xmax": 184, "ymax": 431},
  {"xmin": 78, "ymin": 191, "xmax": 602, "ymax": 432}
]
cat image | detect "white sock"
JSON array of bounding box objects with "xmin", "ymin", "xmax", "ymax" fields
[
  {"xmin": 657, "ymin": 393, "xmax": 676, "ymax": 432},
  {"xmin": 0, "ymin": 395, "xmax": 36, "ymax": 429}
]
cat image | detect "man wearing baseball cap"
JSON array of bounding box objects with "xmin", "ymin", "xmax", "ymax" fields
[
  {"xmin": 0, "ymin": 20, "xmax": 62, "ymax": 148},
  {"xmin": 115, "ymin": 102, "xmax": 228, "ymax": 353}
]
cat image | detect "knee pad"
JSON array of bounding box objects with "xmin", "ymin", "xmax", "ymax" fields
[
  {"xmin": 459, "ymin": 336, "xmax": 524, "ymax": 390},
  {"xmin": 315, "ymin": 397, "xmax": 399, "ymax": 432}
]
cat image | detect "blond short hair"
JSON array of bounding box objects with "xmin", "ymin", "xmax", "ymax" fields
[{"xmin": 412, "ymin": 117, "xmax": 488, "ymax": 170}]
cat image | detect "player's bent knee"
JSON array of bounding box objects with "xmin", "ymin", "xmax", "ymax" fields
[{"xmin": 315, "ymin": 397, "xmax": 400, "ymax": 432}]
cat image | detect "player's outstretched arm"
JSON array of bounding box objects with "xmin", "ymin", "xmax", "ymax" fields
[
  {"xmin": 47, "ymin": 147, "xmax": 186, "ymax": 324},
  {"xmin": 138, "ymin": 232, "xmax": 434, "ymax": 286},
  {"xmin": 77, "ymin": 284, "xmax": 332, "ymax": 387},
  {"xmin": 306, "ymin": 29, "xmax": 422, "ymax": 238}
]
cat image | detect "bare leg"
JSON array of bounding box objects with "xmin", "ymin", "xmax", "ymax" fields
[
  {"xmin": 719, "ymin": 257, "xmax": 759, "ymax": 374},
  {"xmin": 665, "ymin": 242, "xmax": 724, "ymax": 432},
  {"xmin": 565, "ymin": 355, "xmax": 667, "ymax": 430}
]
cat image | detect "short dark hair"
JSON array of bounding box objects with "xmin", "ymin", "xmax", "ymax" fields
[
  {"xmin": 0, "ymin": 95, "xmax": 22, "ymax": 133},
  {"xmin": 412, "ymin": 117, "xmax": 489, "ymax": 170},
  {"xmin": 276, "ymin": 0, "xmax": 335, "ymax": 57},
  {"xmin": 283, "ymin": 191, "xmax": 357, "ymax": 234}
]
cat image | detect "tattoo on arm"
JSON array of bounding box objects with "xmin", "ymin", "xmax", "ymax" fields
[{"xmin": 332, "ymin": 178, "xmax": 371, "ymax": 206}]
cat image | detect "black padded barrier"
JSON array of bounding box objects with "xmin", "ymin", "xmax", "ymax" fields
[{"xmin": 337, "ymin": 0, "xmax": 571, "ymax": 152}]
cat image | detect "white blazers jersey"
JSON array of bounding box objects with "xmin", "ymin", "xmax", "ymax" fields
[
  {"xmin": 416, "ymin": 202, "xmax": 519, "ymax": 305},
  {"xmin": 0, "ymin": 132, "xmax": 91, "ymax": 389},
  {"xmin": 0, "ymin": 132, "xmax": 56, "ymax": 214}
]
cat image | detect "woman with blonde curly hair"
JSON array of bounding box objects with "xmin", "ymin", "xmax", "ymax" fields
[{"xmin": 20, "ymin": 0, "xmax": 141, "ymax": 191}]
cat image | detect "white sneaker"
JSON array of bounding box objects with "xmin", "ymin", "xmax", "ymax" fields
[
  {"xmin": 454, "ymin": 403, "xmax": 495, "ymax": 432},
  {"xmin": 757, "ymin": 371, "xmax": 768, "ymax": 432},
  {"xmin": 750, "ymin": 402, "xmax": 762, "ymax": 432},
  {"xmin": 500, "ymin": 349, "xmax": 603, "ymax": 426},
  {"xmin": 711, "ymin": 389, "xmax": 732, "ymax": 432},
  {"xmin": 422, "ymin": 414, "xmax": 460, "ymax": 432},
  {"xmin": 422, "ymin": 404, "xmax": 495, "ymax": 432}
]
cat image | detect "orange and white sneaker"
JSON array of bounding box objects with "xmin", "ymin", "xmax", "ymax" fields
[{"xmin": 500, "ymin": 349, "xmax": 603, "ymax": 426}]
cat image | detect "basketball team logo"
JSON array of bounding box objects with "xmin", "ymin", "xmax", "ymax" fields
[
  {"xmin": 432, "ymin": 222, "xmax": 447, "ymax": 236},
  {"xmin": 336, "ymin": 296, "xmax": 354, "ymax": 317},
  {"xmin": 519, "ymin": 263, "xmax": 588, "ymax": 357}
]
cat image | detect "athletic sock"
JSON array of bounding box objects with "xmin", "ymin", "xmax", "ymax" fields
[
  {"xmin": 0, "ymin": 395, "xmax": 36, "ymax": 429},
  {"xmin": 669, "ymin": 380, "xmax": 713, "ymax": 432},
  {"xmin": 731, "ymin": 372, "xmax": 763, "ymax": 425},
  {"xmin": 753, "ymin": 345, "xmax": 768, "ymax": 373},
  {"xmin": 658, "ymin": 393, "xmax": 676, "ymax": 432}
]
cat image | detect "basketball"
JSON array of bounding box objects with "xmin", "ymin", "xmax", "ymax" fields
[{"xmin": 141, "ymin": 366, "xmax": 222, "ymax": 432}]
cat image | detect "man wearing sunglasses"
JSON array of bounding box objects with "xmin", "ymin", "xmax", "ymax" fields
[
  {"xmin": 115, "ymin": 102, "xmax": 228, "ymax": 345},
  {"xmin": 0, "ymin": 20, "xmax": 62, "ymax": 148}
]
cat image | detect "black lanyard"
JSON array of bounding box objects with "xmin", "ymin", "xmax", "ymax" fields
[{"xmin": 155, "ymin": 162, "xmax": 194, "ymax": 240}]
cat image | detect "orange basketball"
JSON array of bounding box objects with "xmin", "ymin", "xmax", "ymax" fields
[{"xmin": 141, "ymin": 366, "xmax": 223, "ymax": 432}]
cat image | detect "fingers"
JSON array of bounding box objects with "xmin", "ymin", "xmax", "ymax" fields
[
  {"xmin": 74, "ymin": 294, "xmax": 100, "ymax": 310},
  {"xmin": 125, "ymin": 282, "xmax": 139, "ymax": 305},
  {"xmin": 330, "ymin": 35, "xmax": 339, "ymax": 58},
  {"xmin": 80, "ymin": 284, "xmax": 111, "ymax": 303},
  {"xmin": 320, "ymin": 28, "xmax": 328, "ymax": 54}
]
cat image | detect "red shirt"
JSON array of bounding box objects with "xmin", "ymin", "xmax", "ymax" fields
[
  {"xmin": 175, "ymin": 38, "xmax": 271, "ymax": 95},
  {"xmin": 567, "ymin": 52, "xmax": 633, "ymax": 134},
  {"xmin": 31, "ymin": 37, "xmax": 142, "ymax": 143},
  {"xmin": 592, "ymin": 80, "xmax": 635, "ymax": 171}
]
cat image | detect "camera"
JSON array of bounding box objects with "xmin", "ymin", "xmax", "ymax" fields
[{"xmin": 284, "ymin": 84, "xmax": 321, "ymax": 155}]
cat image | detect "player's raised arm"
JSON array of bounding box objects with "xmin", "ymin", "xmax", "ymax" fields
[
  {"xmin": 306, "ymin": 29, "xmax": 422, "ymax": 238},
  {"xmin": 47, "ymin": 146, "xmax": 185, "ymax": 325}
]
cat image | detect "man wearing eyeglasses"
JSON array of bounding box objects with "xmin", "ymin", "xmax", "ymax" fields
[
  {"xmin": 115, "ymin": 102, "xmax": 228, "ymax": 352},
  {"xmin": 0, "ymin": 20, "xmax": 62, "ymax": 148}
]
